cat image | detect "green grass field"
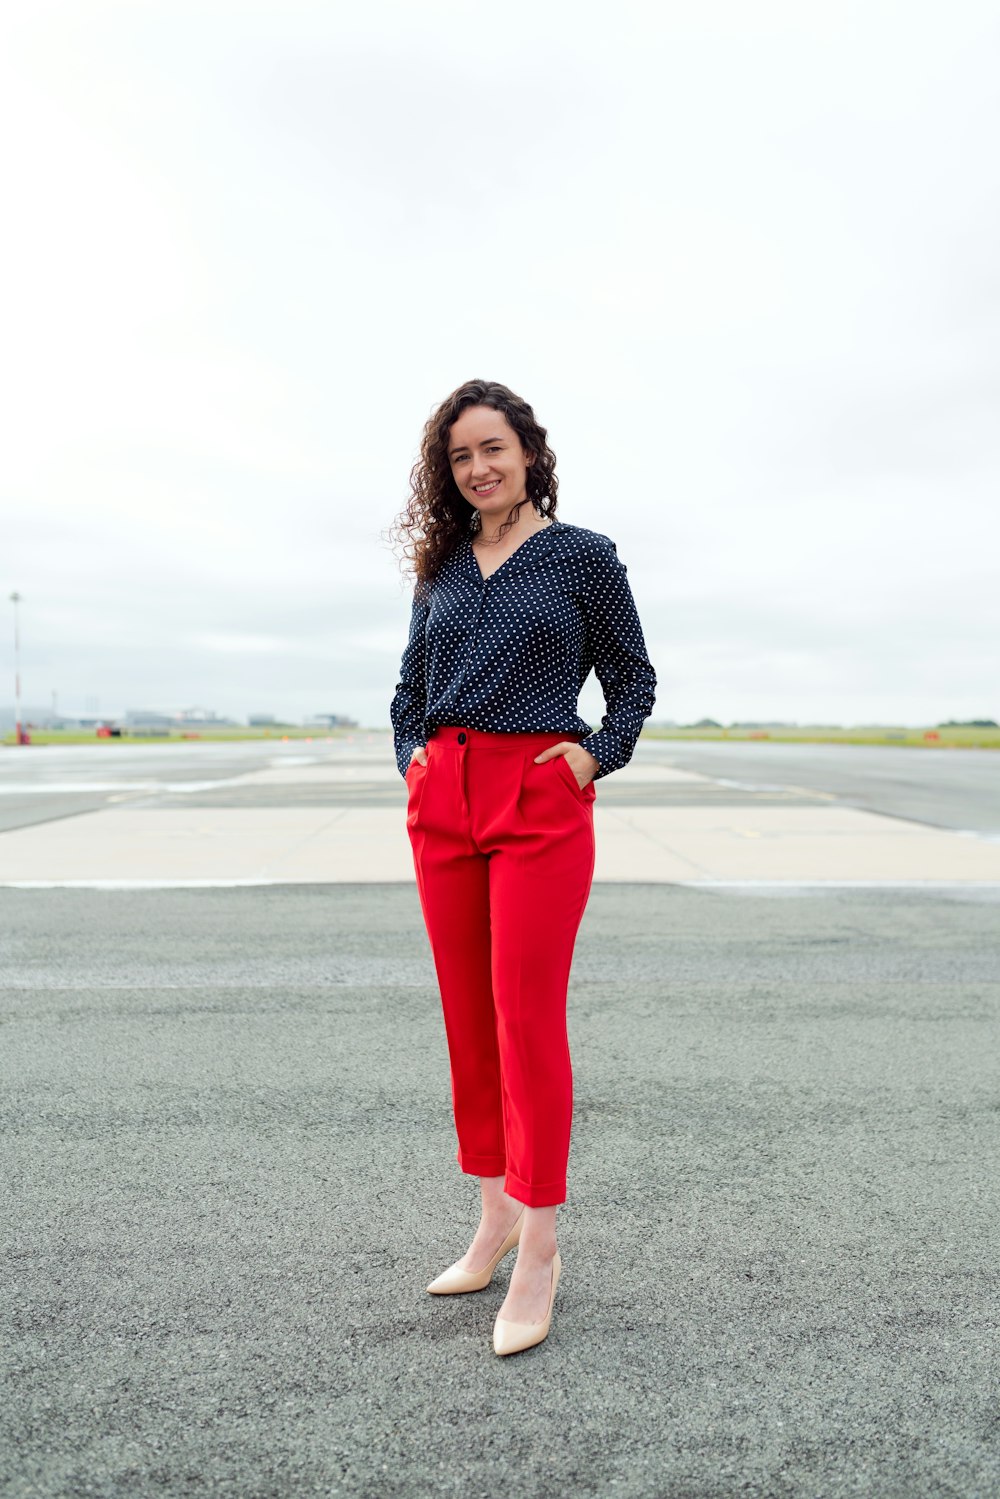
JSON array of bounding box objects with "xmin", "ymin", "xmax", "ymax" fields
[
  {"xmin": 4, "ymin": 724, "xmax": 998, "ymax": 749},
  {"xmin": 641, "ymin": 724, "xmax": 1000, "ymax": 749}
]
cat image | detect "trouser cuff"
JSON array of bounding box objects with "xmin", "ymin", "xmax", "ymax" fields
[
  {"xmin": 503, "ymin": 1168, "xmax": 567, "ymax": 1208},
  {"xmin": 456, "ymin": 1148, "xmax": 508, "ymax": 1177}
]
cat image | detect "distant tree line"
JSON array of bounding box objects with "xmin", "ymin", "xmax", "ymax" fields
[{"xmin": 655, "ymin": 718, "xmax": 999, "ymax": 730}]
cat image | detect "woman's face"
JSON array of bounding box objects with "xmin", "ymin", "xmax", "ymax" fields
[{"xmin": 447, "ymin": 405, "xmax": 534, "ymax": 522}]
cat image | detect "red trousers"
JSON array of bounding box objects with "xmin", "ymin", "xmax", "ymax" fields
[{"xmin": 405, "ymin": 725, "xmax": 597, "ymax": 1208}]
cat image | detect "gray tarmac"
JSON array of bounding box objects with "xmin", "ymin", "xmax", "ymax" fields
[
  {"xmin": 1, "ymin": 737, "xmax": 997, "ymax": 833},
  {"xmin": 2, "ymin": 879, "xmax": 999, "ymax": 1499},
  {"xmin": 648, "ymin": 741, "xmax": 1000, "ymax": 836}
]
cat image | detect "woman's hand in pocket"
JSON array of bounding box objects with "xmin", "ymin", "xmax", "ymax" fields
[{"xmin": 533, "ymin": 741, "xmax": 599, "ymax": 790}]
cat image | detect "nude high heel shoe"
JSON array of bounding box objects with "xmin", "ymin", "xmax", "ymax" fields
[
  {"xmin": 492, "ymin": 1249, "xmax": 562, "ymax": 1356},
  {"xmin": 426, "ymin": 1209, "xmax": 525, "ymax": 1294}
]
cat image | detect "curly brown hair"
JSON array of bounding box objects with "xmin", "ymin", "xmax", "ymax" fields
[{"xmin": 389, "ymin": 378, "xmax": 559, "ymax": 595}]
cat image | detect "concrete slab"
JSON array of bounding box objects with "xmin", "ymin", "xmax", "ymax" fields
[
  {"xmin": 234, "ymin": 761, "xmax": 714, "ymax": 787},
  {"xmin": 602, "ymin": 805, "xmax": 1000, "ymax": 881},
  {"xmin": 2, "ymin": 803, "xmax": 999, "ymax": 887}
]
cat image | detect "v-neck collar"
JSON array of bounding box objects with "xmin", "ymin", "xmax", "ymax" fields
[{"xmin": 466, "ymin": 519, "xmax": 562, "ymax": 585}]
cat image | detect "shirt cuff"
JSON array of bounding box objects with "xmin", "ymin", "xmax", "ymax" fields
[
  {"xmin": 397, "ymin": 738, "xmax": 426, "ymax": 779},
  {"xmin": 577, "ymin": 734, "xmax": 613, "ymax": 780}
]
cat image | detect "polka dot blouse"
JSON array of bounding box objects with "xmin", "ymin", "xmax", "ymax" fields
[{"xmin": 390, "ymin": 519, "xmax": 657, "ymax": 781}]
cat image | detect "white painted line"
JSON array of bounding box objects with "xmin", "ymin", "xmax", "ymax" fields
[
  {"xmin": 3, "ymin": 878, "xmax": 1000, "ymax": 892},
  {"xmin": 0, "ymin": 779, "xmax": 253, "ymax": 793},
  {"xmin": 679, "ymin": 879, "xmax": 1000, "ymax": 889},
  {"xmin": 0, "ymin": 878, "xmax": 281, "ymax": 889}
]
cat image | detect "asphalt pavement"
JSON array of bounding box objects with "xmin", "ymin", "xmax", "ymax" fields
[
  {"xmin": 2, "ymin": 878, "xmax": 998, "ymax": 1499},
  {"xmin": 645, "ymin": 740, "xmax": 1000, "ymax": 836},
  {"xmin": 2, "ymin": 737, "xmax": 997, "ymax": 1497}
]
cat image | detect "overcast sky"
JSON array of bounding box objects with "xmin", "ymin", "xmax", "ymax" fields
[{"xmin": 3, "ymin": 0, "xmax": 998, "ymax": 729}]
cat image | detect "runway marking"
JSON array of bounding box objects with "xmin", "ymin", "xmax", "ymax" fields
[
  {"xmin": 4, "ymin": 878, "xmax": 1000, "ymax": 892},
  {"xmin": 677, "ymin": 879, "xmax": 1000, "ymax": 889},
  {"xmin": 0, "ymin": 878, "xmax": 280, "ymax": 888},
  {"xmin": 0, "ymin": 779, "xmax": 254, "ymax": 793}
]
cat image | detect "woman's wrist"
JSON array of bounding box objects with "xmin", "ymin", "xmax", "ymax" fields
[{"xmin": 572, "ymin": 745, "xmax": 601, "ymax": 781}]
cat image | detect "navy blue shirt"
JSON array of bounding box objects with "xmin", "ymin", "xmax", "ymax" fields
[{"xmin": 390, "ymin": 519, "xmax": 657, "ymax": 781}]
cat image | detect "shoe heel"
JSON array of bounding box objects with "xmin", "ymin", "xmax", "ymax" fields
[
  {"xmin": 493, "ymin": 1249, "xmax": 561, "ymax": 1356},
  {"xmin": 426, "ymin": 1208, "xmax": 525, "ymax": 1295}
]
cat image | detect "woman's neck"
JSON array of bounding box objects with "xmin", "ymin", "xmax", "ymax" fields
[{"xmin": 475, "ymin": 508, "xmax": 552, "ymax": 548}]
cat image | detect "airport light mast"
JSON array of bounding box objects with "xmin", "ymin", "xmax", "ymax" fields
[{"xmin": 10, "ymin": 590, "xmax": 24, "ymax": 746}]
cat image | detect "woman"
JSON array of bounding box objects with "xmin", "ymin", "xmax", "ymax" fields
[{"xmin": 390, "ymin": 378, "xmax": 657, "ymax": 1356}]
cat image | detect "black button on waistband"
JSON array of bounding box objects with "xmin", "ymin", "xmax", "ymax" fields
[{"xmin": 457, "ymin": 731, "xmax": 467, "ymax": 744}]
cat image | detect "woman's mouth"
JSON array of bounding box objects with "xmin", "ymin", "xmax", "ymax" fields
[{"xmin": 472, "ymin": 480, "xmax": 501, "ymax": 496}]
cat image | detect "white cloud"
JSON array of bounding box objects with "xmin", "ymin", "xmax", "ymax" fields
[{"xmin": 2, "ymin": 0, "xmax": 998, "ymax": 727}]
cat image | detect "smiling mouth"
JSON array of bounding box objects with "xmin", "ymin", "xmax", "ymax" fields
[{"xmin": 472, "ymin": 480, "xmax": 501, "ymax": 495}]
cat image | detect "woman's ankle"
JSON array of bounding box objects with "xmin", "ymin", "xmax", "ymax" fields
[
  {"xmin": 515, "ymin": 1203, "xmax": 558, "ymax": 1257},
  {"xmin": 514, "ymin": 1232, "xmax": 558, "ymax": 1262},
  {"xmin": 479, "ymin": 1176, "xmax": 519, "ymax": 1213}
]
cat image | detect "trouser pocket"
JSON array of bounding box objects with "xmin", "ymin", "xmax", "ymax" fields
[{"xmin": 551, "ymin": 752, "xmax": 597, "ymax": 802}]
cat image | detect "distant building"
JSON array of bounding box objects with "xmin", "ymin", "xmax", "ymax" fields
[
  {"xmin": 305, "ymin": 713, "xmax": 359, "ymax": 728},
  {"xmin": 125, "ymin": 710, "xmax": 174, "ymax": 727},
  {"xmin": 124, "ymin": 707, "xmax": 238, "ymax": 727},
  {"xmin": 0, "ymin": 705, "xmax": 62, "ymax": 730},
  {"xmin": 2, "ymin": 709, "xmax": 126, "ymax": 730},
  {"xmin": 175, "ymin": 706, "xmax": 238, "ymax": 725}
]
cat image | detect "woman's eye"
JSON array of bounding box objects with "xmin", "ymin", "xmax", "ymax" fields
[{"xmin": 453, "ymin": 446, "xmax": 501, "ymax": 463}]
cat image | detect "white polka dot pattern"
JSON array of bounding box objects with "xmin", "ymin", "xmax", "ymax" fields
[{"xmin": 390, "ymin": 520, "xmax": 657, "ymax": 781}]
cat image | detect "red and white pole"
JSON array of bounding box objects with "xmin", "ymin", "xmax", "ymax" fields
[{"xmin": 10, "ymin": 590, "xmax": 24, "ymax": 746}]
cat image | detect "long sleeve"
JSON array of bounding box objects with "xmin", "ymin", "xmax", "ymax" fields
[
  {"xmin": 390, "ymin": 585, "xmax": 431, "ymax": 779},
  {"xmin": 576, "ymin": 538, "xmax": 657, "ymax": 779}
]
